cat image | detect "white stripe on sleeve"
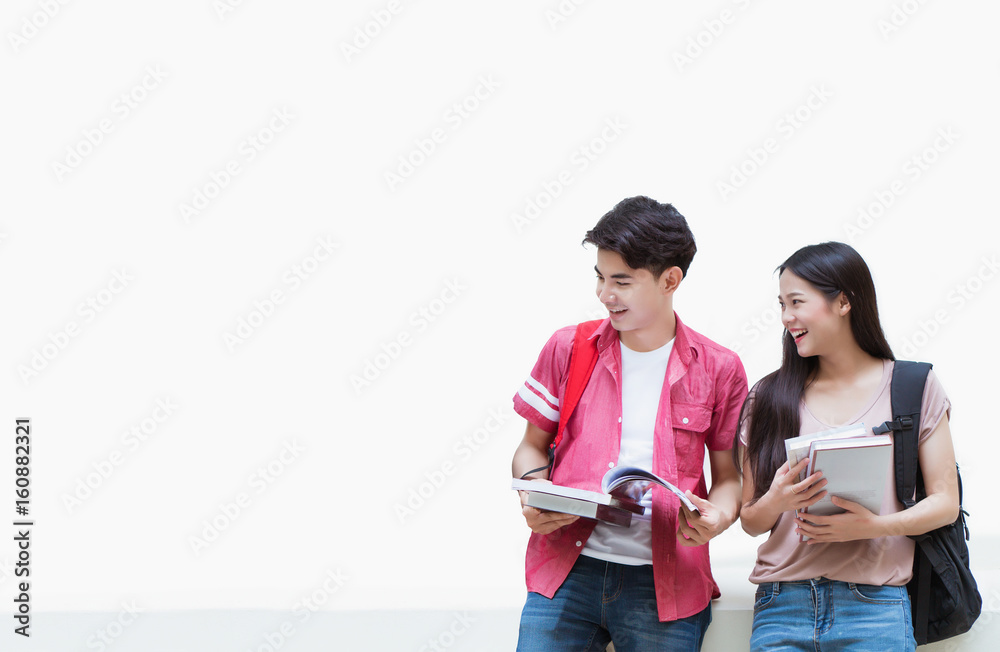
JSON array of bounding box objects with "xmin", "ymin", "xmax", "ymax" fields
[
  {"xmin": 517, "ymin": 384, "xmax": 559, "ymax": 423},
  {"xmin": 526, "ymin": 375, "xmax": 559, "ymax": 407}
]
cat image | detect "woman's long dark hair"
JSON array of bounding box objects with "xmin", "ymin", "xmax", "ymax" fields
[{"xmin": 737, "ymin": 242, "xmax": 895, "ymax": 503}]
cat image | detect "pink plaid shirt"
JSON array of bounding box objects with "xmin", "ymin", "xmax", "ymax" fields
[{"xmin": 513, "ymin": 314, "xmax": 747, "ymax": 621}]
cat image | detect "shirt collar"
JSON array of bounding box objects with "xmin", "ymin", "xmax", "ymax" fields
[{"xmin": 589, "ymin": 312, "xmax": 697, "ymax": 363}]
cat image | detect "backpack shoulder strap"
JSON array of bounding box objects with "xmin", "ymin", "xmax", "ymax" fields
[
  {"xmin": 551, "ymin": 319, "xmax": 603, "ymax": 450},
  {"xmin": 873, "ymin": 360, "xmax": 932, "ymax": 508},
  {"xmin": 519, "ymin": 320, "xmax": 603, "ymax": 479}
]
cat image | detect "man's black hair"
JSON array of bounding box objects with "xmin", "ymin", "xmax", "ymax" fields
[{"xmin": 582, "ymin": 195, "xmax": 697, "ymax": 278}]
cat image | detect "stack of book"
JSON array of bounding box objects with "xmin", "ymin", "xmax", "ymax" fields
[{"xmin": 785, "ymin": 423, "xmax": 893, "ymax": 540}]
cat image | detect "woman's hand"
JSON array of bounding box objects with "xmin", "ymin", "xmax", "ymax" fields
[
  {"xmin": 763, "ymin": 457, "xmax": 828, "ymax": 514},
  {"xmin": 796, "ymin": 496, "xmax": 884, "ymax": 544}
]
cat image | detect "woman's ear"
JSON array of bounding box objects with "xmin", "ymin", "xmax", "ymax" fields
[{"xmin": 837, "ymin": 292, "xmax": 851, "ymax": 317}]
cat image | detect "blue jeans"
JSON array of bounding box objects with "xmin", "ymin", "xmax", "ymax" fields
[
  {"xmin": 751, "ymin": 578, "xmax": 915, "ymax": 651},
  {"xmin": 517, "ymin": 555, "xmax": 712, "ymax": 652}
]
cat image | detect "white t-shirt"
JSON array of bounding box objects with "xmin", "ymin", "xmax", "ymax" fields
[{"xmin": 582, "ymin": 337, "xmax": 674, "ymax": 565}]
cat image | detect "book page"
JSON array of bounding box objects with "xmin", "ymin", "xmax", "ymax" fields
[{"xmin": 601, "ymin": 466, "xmax": 699, "ymax": 515}]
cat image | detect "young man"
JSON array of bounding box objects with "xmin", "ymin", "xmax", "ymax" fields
[{"xmin": 511, "ymin": 196, "xmax": 748, "ymax": 652}]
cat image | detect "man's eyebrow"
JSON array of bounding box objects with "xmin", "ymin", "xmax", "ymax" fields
[{"xmin": 595, "ymin": 265, "xmax": 633, "ymax": 279}]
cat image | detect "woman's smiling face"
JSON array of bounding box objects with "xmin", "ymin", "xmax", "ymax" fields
[{"xmin": 778, "ymin": 269, "xmax": 851, "ymax": 358}]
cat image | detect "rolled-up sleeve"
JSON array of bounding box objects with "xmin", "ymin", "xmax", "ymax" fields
[{"xmin": 707, "ymin": 355, "xmax": 749, "ymax": 451}]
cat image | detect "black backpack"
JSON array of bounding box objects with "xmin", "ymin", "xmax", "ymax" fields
[{"xmin": 872, "ymin": 361, "xmax": 982, "ymax": 645}]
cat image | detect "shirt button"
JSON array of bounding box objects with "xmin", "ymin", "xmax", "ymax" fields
[
  {"xmin": 682, "ymin": 417, "xmax": 690, "ymax": 425},
  {"xmin": 618, "ymin": 417, "xmax": 622, "ymax": 423},
  {"xmin": 608, "ymin": 462, "xmax": 615, "ymax": 468},
  {"xmin": 576, "ymin": 541, "xmax": 582, "ymax": 547}
]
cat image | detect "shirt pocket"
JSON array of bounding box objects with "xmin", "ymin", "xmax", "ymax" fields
[{"xmin": 672, "ymin": 402, "xmax": 712, "ymax": 472}]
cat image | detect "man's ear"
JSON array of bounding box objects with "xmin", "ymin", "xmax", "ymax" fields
[{"xmin": 660, "ymin": 267, "xmax": 683, "ymax": 294}]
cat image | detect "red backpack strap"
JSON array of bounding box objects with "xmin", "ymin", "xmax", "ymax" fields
[
  {"xmin": 519, "ymin": 319, "xmax": 603, "ymax": 480},
  {"xmin": 551, "ymin": 319, "xmax": 603, "ymax": 450}
]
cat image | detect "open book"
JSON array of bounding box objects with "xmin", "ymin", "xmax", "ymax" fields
[
  {"xmin": 512, "ymin": 466, "xmax": 699, "ymax": 528},
  {"xmin": 511, "ymin": 479, "xmax": 643, "ymax": 527},
  {"xmin": 601, "ymin": 466, "xmax": 700, "ymax": 515}
]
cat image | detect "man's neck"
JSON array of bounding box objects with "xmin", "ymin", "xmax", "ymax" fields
[{"xmin": 618, "ymin": 312, "xmax": 677, "ymax": 352}]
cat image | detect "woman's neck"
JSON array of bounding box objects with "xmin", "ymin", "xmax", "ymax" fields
[{"xmin": 813, "ymin": 345, "xmax": 883, "ymax": 386}]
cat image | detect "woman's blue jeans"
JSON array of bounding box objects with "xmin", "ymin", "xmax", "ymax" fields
[{"xmin": 751, "ymin": 578, "xmax": 916, "ymax": 651}]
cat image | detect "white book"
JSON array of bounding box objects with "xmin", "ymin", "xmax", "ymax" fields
[
  {"xmin": 510, "ymin": 479, "xmax": 644, "ymax": 527},
  {"xmin": 785, "ymin": 423, "xmax": 868, "ymax": 483},
  {"xmin": 802, "ymin": 434, "xmax": 892, "ymax": 517},
  {"xmin": 520, "ymin": 491, "xmax": 635, "ymax": 527}
]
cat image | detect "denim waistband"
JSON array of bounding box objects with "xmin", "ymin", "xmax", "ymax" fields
[
  {"xmin": 772, "ymin": 577, "xmax": 832, "ymax": 585},
  {"xmin": 757, "ymin": 578, "xmax": 906, "ymax": 593}
]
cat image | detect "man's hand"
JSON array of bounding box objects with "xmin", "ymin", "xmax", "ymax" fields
[
  {"xmin": 676, "ymin": 492, "xmax": 730, "ymax": 547},
  {"xmin": 679, "ymin": 448, "xmax": 744, "ymax": 545},
  {"xmin": 518, "ymin": 479, "xmax": 580, "ymax": 534}
]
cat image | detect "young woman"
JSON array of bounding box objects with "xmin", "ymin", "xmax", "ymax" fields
[{"xmin": 737, "ymin": 242, "xmax": 960, "ymax": 651}]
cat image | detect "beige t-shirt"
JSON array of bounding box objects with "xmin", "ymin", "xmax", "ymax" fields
[{"xmin": 742, "ymin": 360, "xmax": 951, "ymax": 586}]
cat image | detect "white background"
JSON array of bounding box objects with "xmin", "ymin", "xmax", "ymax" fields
[{"xmin": 2, "ymin": 0, "xmax": 998, "ymax": 639}]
